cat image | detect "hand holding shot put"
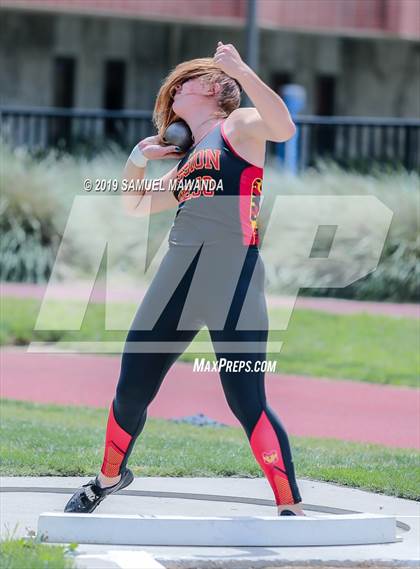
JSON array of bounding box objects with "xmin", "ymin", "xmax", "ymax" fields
[
  {"xmin": 138, "ymin": 134, "xmax": 184, "ymax": 161},
  {"xmin": 122, "ymin": 132, "xmax": 186, "ymax": 215}
]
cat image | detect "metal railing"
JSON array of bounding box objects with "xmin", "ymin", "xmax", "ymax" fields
[
  {"xmin": 0, "ymin": 106, "xmax": 153, "ymax": 158},
  {"xmin": 1, "ymin": 106, "xmax": 419, "ymax": 171},
  {"xmin": 291, "ymin": 115, "xmax": 420, "ymax": 172}
]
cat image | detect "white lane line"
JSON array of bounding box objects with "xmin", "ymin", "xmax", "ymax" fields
[{"xmin": 75, "ymin": 550, "xmax": 166, "ymax": 568}]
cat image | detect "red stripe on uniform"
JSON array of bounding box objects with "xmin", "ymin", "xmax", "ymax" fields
[
  {"xmin": 239, "ymin": 166, "xmax": 262, "ymax": 245},
  {"xmin": 220, "ymin": 121, "xmax": 263, "ymax": 246},
  {"xmin": 250, "ymin": 410, "xmax": 295, "ymax": 505},
  {"xmin": 101, "ymin": 401, "xmax": 132, "ymax": 477}
]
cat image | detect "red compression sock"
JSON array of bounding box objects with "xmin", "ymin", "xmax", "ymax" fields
[
  {"xmin": 100, "ymin": 401, "xmax": 132, "ymax": 477},
  {"xmin": 249, "ymin": 410, "xmax": 295, "ymax": 506}
]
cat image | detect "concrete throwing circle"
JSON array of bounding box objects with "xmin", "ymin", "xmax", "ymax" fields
[
  {"xmin": 0, "ymin": 486, "xmax": 410, "ymax": 531},
  {"xmin": 1, "ymin": 486, "xmax": 409, "ymax": 547}
]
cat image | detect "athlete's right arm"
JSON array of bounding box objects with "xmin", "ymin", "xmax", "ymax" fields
[{"xmin": 121, "ymin": 135, "xmax": 183, "ymax": 217}]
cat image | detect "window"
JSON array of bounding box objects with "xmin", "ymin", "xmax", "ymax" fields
[
  {"xmin": 316, "ymin": 75, "xmax": 336, "ymax": 116},
  {"xmin": 53, "ymin": 56, "xmax": 75, "ymax": 108},
  {"xmin": 315, "ymin": 74, "xmax": 336, "ymax": 156},
  {"xmin": 270, "ymin": 71, "xmax": 292, "ymax": 97},
  {"xmin": 51, "ymin": 56, "xmax": 76, "ymax": 147},
  {"xmin": 104, "ymin": 60, "xmax": 126, "ymax": 140}
]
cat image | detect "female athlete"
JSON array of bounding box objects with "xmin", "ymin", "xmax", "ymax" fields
[{"xmin": 65, "ymin": 42, "xmax": 305, "ymax": 517}]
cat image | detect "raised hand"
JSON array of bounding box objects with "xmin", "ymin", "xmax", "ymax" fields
[{"xmin": 213, "ymin": 41, "xmax": 247, "ymax": 80}]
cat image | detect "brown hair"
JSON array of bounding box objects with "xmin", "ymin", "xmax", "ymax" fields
[{"xmin": 153, "ymin": 57, "xmax": 242, "ymax": 139}]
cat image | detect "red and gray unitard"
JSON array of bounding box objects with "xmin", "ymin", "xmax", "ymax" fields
[{"xmin": 100, "ymin": 119, "xmax": 302, "ymax": 506}]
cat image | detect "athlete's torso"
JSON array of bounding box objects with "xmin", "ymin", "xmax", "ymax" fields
[{"xmin": 168, "ymin": 120, "xmax": 264, "ymax": 247}]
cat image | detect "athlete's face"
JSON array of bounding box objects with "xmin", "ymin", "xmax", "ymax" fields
[{"xmin": 171, "ymin": 76, "xmax": 217, "ymax": 116}]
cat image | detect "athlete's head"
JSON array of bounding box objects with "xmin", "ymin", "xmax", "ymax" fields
[{"xmin": 153, "ymin": 57, "xmax": 241, "ymax": 138}]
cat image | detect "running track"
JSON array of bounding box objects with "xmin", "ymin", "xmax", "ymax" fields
[
  {"xmin": 1, "ymin": 348, "xmax": 418, "ymax": 450},
  {"xmin": 2, "ymin": 283, "xmax": 419, "ymax": 449}
]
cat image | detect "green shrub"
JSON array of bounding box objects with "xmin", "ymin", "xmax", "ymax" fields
[
  {"xmin": 261, "ymin": 159, "xmax": 419, "ymax": 301},
  {"xmin": 0, "ymin": 144, "xmax": 62, "ymax": 282}
]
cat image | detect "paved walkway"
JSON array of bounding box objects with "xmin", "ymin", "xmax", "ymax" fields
[
  {"xmin": 1, "ymin": 348, "xmax": 418, "ymax": 450},
  {"xmin": 2, "ymin": 281, "xmax": 419, "ymax": 319},
  {"xmin": 1, "ymin": 476, "xmax": 419, "ymax": 566}
]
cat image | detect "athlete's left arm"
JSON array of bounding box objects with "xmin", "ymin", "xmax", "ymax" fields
[{"xmin": 213, "ymin": 42, "xmax": 296, "ymax": 143}]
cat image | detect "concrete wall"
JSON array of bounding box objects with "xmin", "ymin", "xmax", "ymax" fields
[
  {"xmin": 339, "ymin": 37, "xmax": 420, "ymax": 117},
  {"xmin": 0, "ymin": 12, "xmax": 54, "ymax": 106},
  {"xmin": 1, "ymin": 10, "xmax": 419, "ymax": 118},
  {"xmin": 4, "ymin": 0, "xmax": 420, "ymax": 39}
]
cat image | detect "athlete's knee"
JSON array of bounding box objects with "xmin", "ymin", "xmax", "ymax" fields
[{"xmin": 224, "ymin": 394, "xmax": 262, "ymax": 437}]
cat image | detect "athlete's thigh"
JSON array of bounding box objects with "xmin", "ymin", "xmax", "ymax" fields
[
  {"xmin": 207, "ymin": 248, "xmax": 268, "ymax": 351},
  {"xmin": 117, "ymin": 246, "xmax": 204, "ymax": 402},
  {"xmin": 130, "ymin": 245, "xmax": 204, "ymax": 334}
]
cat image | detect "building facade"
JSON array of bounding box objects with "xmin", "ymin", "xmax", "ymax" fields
[{"xmin": 1, "ymin": 0, "xmax": 419, "ymax": 119}]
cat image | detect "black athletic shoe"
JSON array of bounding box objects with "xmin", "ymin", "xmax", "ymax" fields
[
  {"xmin": 279, "ymin": 509, "xmax": 297, "ymax": 516},
  {"xmin": 64, "ymin": 468, "xmax": 134, "ymax": 514}
]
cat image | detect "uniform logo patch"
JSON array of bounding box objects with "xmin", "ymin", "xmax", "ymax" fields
[{"xmin": 262, "ymin": 450, "xmax": 278, "ymax": 464}]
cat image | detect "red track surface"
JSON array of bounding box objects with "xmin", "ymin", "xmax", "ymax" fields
[{"xmin": 1, "ymin": 349, "xmax": 418, "ymax": 450}]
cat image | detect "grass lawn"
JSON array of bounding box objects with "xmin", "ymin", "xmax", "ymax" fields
[
  {"xmin": 1, "ymin": 400, "xmax": 419, "ymax": 502},
  {"xmin": 0, "ymin": 538, "xmax": 76, "ymax": 569},
  {"xmin": 1, "ymin": 296, "xmax": 419, "ymax": 387}
]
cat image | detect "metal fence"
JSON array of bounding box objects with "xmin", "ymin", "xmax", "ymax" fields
[
  {"xmin": 1, "ymin": 106, "xmax": 419, "ymax": 171},
  {"xmin": 0, "ymin": 107, "xmax": 153, "ymax": 158},
  {"xmin": 293, "ymin": 115, "xmax": 419, "ymax": 172}
]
